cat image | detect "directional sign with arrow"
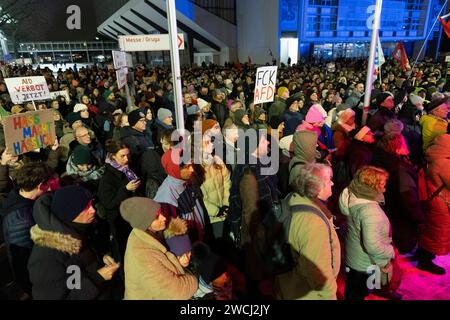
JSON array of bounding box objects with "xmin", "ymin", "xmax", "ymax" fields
[{"xmin": 119, "ymin": 34, "xmax": 185, "ymax": 52}]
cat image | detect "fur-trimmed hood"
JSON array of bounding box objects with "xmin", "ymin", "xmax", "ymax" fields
[
  {"xmin": 30, "ymin": 225, "xmax": 82, "ymax": 255},
  {"xmin": 163, "ymin": 217, "xmax": 188, "ymax": 239}
]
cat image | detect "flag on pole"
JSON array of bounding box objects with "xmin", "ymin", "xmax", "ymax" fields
[
  {"xmin": 374, "ymin": 32, "xmax": 385, "ymax": 79},
  {"xmin": 439, "ymin": 16, "xmax": 450, "ymax": 38},
  {"xmin": 393, "ymin": 42, "xmax": 410, "ymax": 71}
]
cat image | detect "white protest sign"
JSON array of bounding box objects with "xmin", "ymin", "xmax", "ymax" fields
[
  {"xmin": 49, "ymin": 90, "xmax": 70, "ymax": 101},
  {"xmin": 116, "ymin": 67, "xmax": 128, "ymax": 90},
  {"xmin": 446, "ymin": 55, "xmax": 450, "ymax": 62},
  {"xmin": 4, "ymin": 76, "xmax": 51, "ymax": 104},
  {"xmin": 119, "ymin": 34, "xmax": 185, "ymax": 52},
  {"xmin": 253, "ymin": 66, "xmax": 278, "ymax": 105},
  {"xmin": 113, "ymin": 50, "xmax": 128, "ymax": 69}
]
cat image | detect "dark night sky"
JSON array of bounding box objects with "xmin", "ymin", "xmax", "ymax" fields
[{"xmin": 12, "ymin": 0, "xmax": 98, "ymax": 41}]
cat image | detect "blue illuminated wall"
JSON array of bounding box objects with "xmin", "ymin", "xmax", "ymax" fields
[{"xmin": 280, "ymin": 0, "xmax": 433, "ymax": 42}]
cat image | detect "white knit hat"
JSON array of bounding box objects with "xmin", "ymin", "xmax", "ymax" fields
[{"xmin": 73, "ymin": 103, "xmax": 88, "ymax": 113}]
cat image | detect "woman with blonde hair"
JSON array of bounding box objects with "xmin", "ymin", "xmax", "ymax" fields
[{"xmin": 339, "ymin": 166, "xmax": 400, "ymax": 300}]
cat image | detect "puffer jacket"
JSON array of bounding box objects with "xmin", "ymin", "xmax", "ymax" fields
[
  {"xmin": 200, "ymin": 156, "xmax": 231, "ymax": 224},
  {"xmin": 289, "ymin": 131, "xmax": 319, "ymax": 186},
  {"xmin": 339, "ymin": 188, "xmax": 394, "ymax": 272},
  {"xmin": 1, "ymin": 190, "xmax": 35, "ymax": 248},
  {"xmin": 28, "ymin": 194, "xmax": 106, "ymax": 300},
  {"xmin": 419, "ymin": 134, "xmax": 450, "ymax": 255},
  {"xmin": 275, "ymin": 194, "xmax": 341, "ymax": 300}
]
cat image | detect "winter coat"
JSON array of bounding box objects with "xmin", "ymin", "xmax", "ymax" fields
[
  {"xmin": 69, "ymin": 140, "xmax": 106, "ymax": 168},
  {"xmin": 372, "ymin": 149, "xmax": 425, "ymax": 254},
  {"xmin": 28, "ymin": 194, "xmax": 106, "ymax": 300},
  {"xmin": 211, "ymin": 101, "xmax": 229, "ymax": 128},
  {"xmin": 276, "ymin": 194, "xmax": 341, "ymax": 300},
  {"xmin": 65, "ymin": 154, "xmax": 104, "ymax": 182},
  {"xmin": 346, "ymin": 140, "xmax": 375, "ymax": 178},
  {"xmin": 1, "ymin": 190, "xmax": 35, "ymax": 248},
  {"xmin": 269, "ymin": 97, "xmax": 287, "ymax": 121},
  {"xmin": 331, "ymin": 123, "xmax": 352, "ymax": 159},
  {"xmin": 97, "ymin": 164, "xmax": 135, "ymax": 261},
  {"xmin": 120, "ymin": 127, "xmax": 154, "ymax": 157},
  {"xmin": 419, "ymin": 134, "xmax": 450, "ymax": 255},
  {"xmin": 367, "ymin": 107, "xmax": 395, "ymax": 135},
  {"xmin": 283, "ymin": 110, "xmax": 304, "ymax": 137},
  {"xmin": 419, "ymin": 114, "xmax": 448, "ymax": 152},
  {"xmin": 289, "ymin": 131, "xmax": 318, "ymax": 186},
  {"xmin": 339, "ymin": 188, "xmax": 394, "ymax": 272},
  {"xmin": 200, "ymin": 156, "xmax": 231, "ymax": 224},
  {"xmin": 123, "ymin": 229, "xmax": 198, "ymax": 300}
]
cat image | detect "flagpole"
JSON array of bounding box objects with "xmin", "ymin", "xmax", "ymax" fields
[
  {"xmin": 362, "ymin": 0, "xmax": 383, "ymax": 126},
  {"xmin": 409, "ymin": 0, "xmax": 448, "ymax": 77}
]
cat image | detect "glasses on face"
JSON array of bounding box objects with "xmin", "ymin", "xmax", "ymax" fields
[{"xmin": 77, "ymin": 133, "xmax": 90, "ymax": 138}]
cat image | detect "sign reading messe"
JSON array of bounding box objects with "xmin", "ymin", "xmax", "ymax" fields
[
  {"xmin": 4, "ymin": 76, "xmax": 51, "ymax": 104},
  {"xmin": 2, "ymin": 110, "xmax": 56, "ymax": 156}
]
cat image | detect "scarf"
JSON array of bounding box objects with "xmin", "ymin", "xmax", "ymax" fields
[
  {"xmin": 105, "ymin": 156, "xmax": 139, "ymax": 182},
  {"xmin": 348, "ymin": 178, "xmax": 385, "ymax": 203}
]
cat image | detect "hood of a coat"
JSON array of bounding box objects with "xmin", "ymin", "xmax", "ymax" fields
[
  {"xmin": 163, "ymin": 218, "xmax": 188, "ymax": 239},
  {"xmin": 339, "ymin": 188, "xmax": 380, "ymax": 217},
  {"xmin": 426, "ymin": 134, "xmax": 450, "ymax": 163},
  {"xmin": 290, "ymin": 130, "xmax": 318, "ymax": 169},
  {"xmin": 1, "ymin": 190, "xmax": 34, "ymax": 217},
  {"xmin": 30, "ymin": 225, "xmax": 82, "ymax": 255},
  {"xmin": 120, "ymin": 126, "xmax": 145, "ymax": 139},
  {"xmin": 66, "ymin": 155, "xmax": 103, "ymax": 180}
]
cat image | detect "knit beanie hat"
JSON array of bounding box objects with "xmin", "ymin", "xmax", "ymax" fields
[
  {"xmin": 73, "ymin": 104, "xmax": 88, "ymax": 113},
  {"xmin": 120, "ymin": 197, "xmax": 161, "ymax": 231},
  {"xmin": 157, "ymin": 108, "xmax": 173, "ymax": 122},
  {"xmin": 197, "ymin": 98, "xmax": 209, "ymax": 110},
  {"xmin": 72, "ymin": 145, "xmax": 93, "ymax": 165},
  {"xmin": 104, "ymin": 90, "xmax": 113, "ymax": 100},
  {"xmin": 187, "ymin": 105, "xmax": 200, "ymax": 116},
  {"xmin": 409, "ymin": 93, "xmax": 424, "ymax": 106},
  {"xmin": 269, "ymin": 115, "xmax": 285, "ymax": 130},
  {"xmin": 277, "ymin": 87, "xmax": 289, "ymax": 98},
  {"xmin": 285, "ymin": 96, "xmax": 299, "ymax": 109},
  {"xmin": 161, "ymin": 148, "xmax": 182, "ymax": 179},
  {"xmin": 306, "ymin": 106, "xmax": 326, "ymax": 123},
  {"xmin": 128, "ymin": 109, "xmax": 146, "ymax": 127},
  {"xmin": 202, "ymin": 119, "xmax": 219, "ymax": 135},
  {"xmin": 384, "ymin": 119, "xmax": 404, "ymax": 135},
  {"xmin": 233, "ymin": 109, "xmax": 247, "ymax": 125},
  {"xmin": 67, "ymin": 112, "xmax": 82, "ymax": 127},
  {"xmin": 51, "ymin": 186, "xmax": 93, "ymax": 224},
  {"xmin": 337, "ymin": 108, "xmax": 355, "ymax": 124},
  {"xmin": 426, "ymin": 97, "xmax": 449, "ymax": 113},
  {"xmin": 376, "ymin": 92, "xmax": 392, "ymax": 106},
  {"xmin": 354, "ymin": 126, "xmax": 371, "ymax": 141}
]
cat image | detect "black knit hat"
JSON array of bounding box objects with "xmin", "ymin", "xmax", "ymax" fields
[
  {"xmin": 72, "ymin": 145, "xmax": 93, "ymax": 165},
  {"xmin": 128, "ymin": 109, "xmax": 146, "ymax": 127},
  {"xmin": 376, "ymin": 92, "xmax": 392, "ymax": 106},
  {"xmin": 67, "ymin": 112, "xmax": 82, "ymax": 127},
  {"xmin": 51, "ymin": 186, "xmax": 93, "ymax": 224},
  {"xmin": 269, "ymin": 115, "xmax": 285, "ymax": 130}
]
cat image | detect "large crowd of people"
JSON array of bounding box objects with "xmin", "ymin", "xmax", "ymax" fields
[{"xmin": 0, "ymin": 56, "xmax": 449, "ymax": 300}]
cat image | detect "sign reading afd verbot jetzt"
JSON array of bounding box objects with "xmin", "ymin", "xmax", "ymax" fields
[
  {"xmin": 4, "ymin": 76, "xmax": 51, "ymax": 104},
  {"xmin": 2, "ymin": 110, "xmax": 56, "ymax": 156}
]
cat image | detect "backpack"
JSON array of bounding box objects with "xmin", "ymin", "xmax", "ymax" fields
[{"xmin": 253, "ymin": 193, "xmax": 334, "ymax": 277}]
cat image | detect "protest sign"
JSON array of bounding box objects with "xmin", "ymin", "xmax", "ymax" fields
[
  {"xmin": 49, "ymin": 90, "xmax": 70, "ymax": 101},
  {"xmin": 4, "ymin": 76, "xmax": 51, "ymax": 104},
  {"xmin": 253, "ymin": 66, "xmax": 278, "ymax": 105},
  {"xmin": 113, "ymin": 51, "xmax": 128, "ymax": 69},
  {"xmin": 116, "ymin": 68, "xmax": 129, "ymax": 90},
  {"xmin": 2, "ymin": 110, "xmax": 56, "ymax": 156}
]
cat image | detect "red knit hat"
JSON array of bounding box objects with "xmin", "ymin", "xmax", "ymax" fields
[
  {"xmin": 161, "ymin": 148, "xmax": 182, "ymax": 179},
  {"xmin": 202, "ymin": 119, "xmax": 219, "ymax": 135}
]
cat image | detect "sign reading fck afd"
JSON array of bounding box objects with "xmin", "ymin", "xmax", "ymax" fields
[{"xmin": 254, "ymin": 66, "xmax": 278, "ymax": 105}]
